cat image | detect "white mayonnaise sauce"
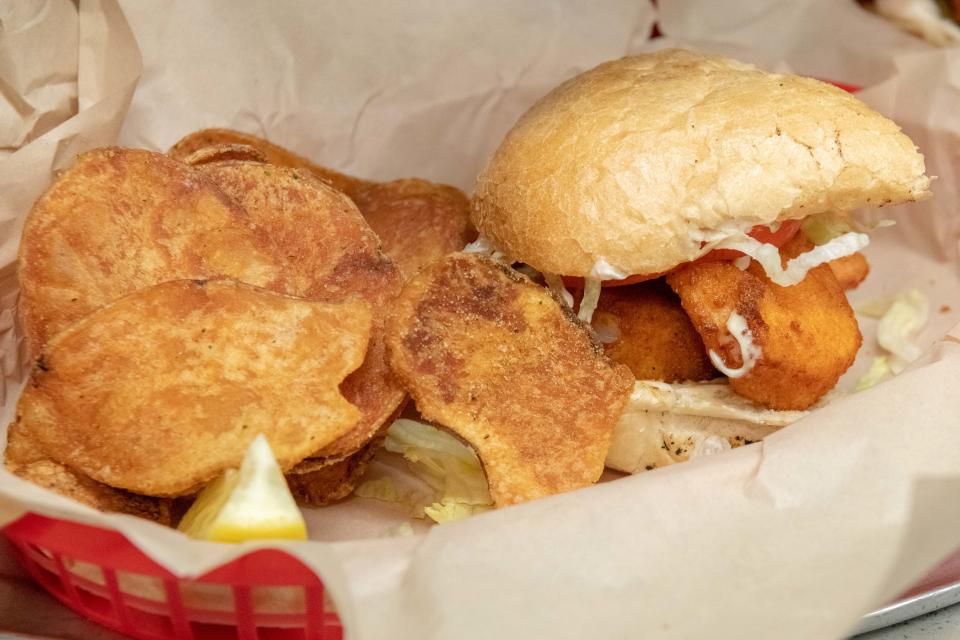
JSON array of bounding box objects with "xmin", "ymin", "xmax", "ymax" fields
[{"xmin": 708, "ymin": 311, "xmax": 762, "ymax": 379}]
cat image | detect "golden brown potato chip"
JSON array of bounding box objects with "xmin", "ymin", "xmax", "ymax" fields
[
  {"xmin": 667, "ymin": 237, "xmax": 861, "ymax": 410},
  {"xmin": 5, "ymin": 422, "xmax": 174, "ymax": 524},
  {"xmin": 196, "ymin": 162, "xmax": 406, "ymax": 462},
  {"xmin": 169, "ymin": 128, "xmax": 373, "ymax": 198},
  {"xmin": 284, "ymin": 397, "xmax": 408, "ymax": 505},
  {"xmin": 179, "ymin": 143, "xmax": 268, "ymax": 166},
  {"xmin": 352, "ymin": 179, "xmax": 477, "ymax": 277},
  {"xmin": 13, "ymin": 279, "xmax": 372, "ymax": 497},
  {"xmin": 285, "ymin": 435, "xmax": 385, "ymax": 506},
  {"xmin": 592, "ymin": 280, "xmax": 716, "ymax": 382},
  {"xmin": 17, "ymin": 147, "xmax": 279, "ymax": 356},
  {"xmin": 386, "ymin": 253, "xmax": 634, "ymax": 506},
  {"xmin": 829, "ymin": 252, "xmax": 870, "ymax": 290}
]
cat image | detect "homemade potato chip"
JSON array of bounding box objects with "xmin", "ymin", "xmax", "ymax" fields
[
  {"xmin": 352, "ymin": 179, "xmax": 477, "ymax": 277},
  {"xmin": 17, "ymin": 147, "xmax": 278, "ymax": 356},
  {"xmin": 386, "ymin": 253, "xmax": 634, "ymax": 506},
  {"xmin": 13, "ymin": 279, "xmax": 372, "ymax": 497},
  {"xmin": 179, "ymin": 143, "xmax": 268, "ymax": 166},
  {"xmin": 285, "ymin": 436, "xmax": 385, "ymax": 506},
  {"xmin": 667, "ymin": 236, "xmax": 861, "ymax": 410},
  {"xmin": 592, "ymin": 280, "xmax": 716, "ymax": 382},
  {"xmin": 169, "ymin": 128, "xmax": 373, "ymax": 198},
  {"xmin": 197, "ymin": 162, "xmax": 406, "ymax": 466},
  {"xmin": 5, "ymin": 422, "xmax": 174, "ymax": 524}
]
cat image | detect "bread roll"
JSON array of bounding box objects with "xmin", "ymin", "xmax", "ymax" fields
[
  {"xmin": 473, "ymin": 49, "xmax": 930, "ymax": 278},
  {"xmin": 605, "ymin": 380, "xmax": 807, "ymax": 474}
]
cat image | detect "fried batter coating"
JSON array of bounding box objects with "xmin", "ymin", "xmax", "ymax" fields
[
  {"xmin": 666, "ymin": 237, "xmax": 861, "ymax": 410},
  {"xmin": 593, "ymin": 280, "xmax": 716, "ymax": 382},
  {"xmin": 198, "ymin": 162, "xmax": 406, "ymax": 463},
  {"xmin": 169, "ymin": 128, "xmax": 373, "ymax": 198},
  {"xmin": 829, "ymin": 252, "xmax": 870, "ymax": 290},
  {"xmin": 17, "ymin": 147, "xmax": 279, "ymax": 356},
  {"xmin": 352, "ymin": 179, "xmax": 477, "ymax": 278},
  {"xmin": 14, "ymin": 279, "xmax": 372, "ymax": 497},
  {"xmin": 386, "ymin": 253, "xmax": 634, "ymax": 506},
  {"xmin": 5, "ymin": 422, "xmax": 174, "ymax": 524}
]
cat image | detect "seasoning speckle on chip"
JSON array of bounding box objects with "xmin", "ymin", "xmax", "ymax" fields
[
  {"xmin": 13, "ymin": 279, "xmax": 372, "ymax": 497},
  {"xmin": 385, "ymin": 253, "xmax": 633, "ymax": 506}
]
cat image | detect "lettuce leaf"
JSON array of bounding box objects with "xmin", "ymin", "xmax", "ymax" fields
[
  {"xmin": 877, "ymin": 289, "xmax": 929, "ymax": 372},
  {"xmin": 854, "ymin": 356, "xmax": 892, "ymax": 392},
  {"xmin": 381, "ymin": 419, "xmax": 494, "ymax": 523},
  {"xmin": 802, "ymin": 211, "xmax": 895, "ymax": 245}
]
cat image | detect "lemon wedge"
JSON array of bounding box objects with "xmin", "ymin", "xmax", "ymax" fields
[{"xmin": 178, "ymin": 434, "xmax": 307, "ymax": 542}]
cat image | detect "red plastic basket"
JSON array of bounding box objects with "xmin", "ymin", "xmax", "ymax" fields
[{"xmin": 3, "ymin": 513, "xmax": 343, "ymax": 640}]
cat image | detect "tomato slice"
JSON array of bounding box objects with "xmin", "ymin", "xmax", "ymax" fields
[{"xmin": 561, "ymin": 220, "xmax": 801, "ymax": 288}]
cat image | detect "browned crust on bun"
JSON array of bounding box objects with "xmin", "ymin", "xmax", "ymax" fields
[{"xmin": 473, "ymin": 49, "xmax": 930, "ymax": 277}]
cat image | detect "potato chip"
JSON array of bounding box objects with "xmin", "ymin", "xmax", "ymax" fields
[
  {"xmin": 169, "ymin": 128, "xmax": 372, "ymax": 198},
  {"xmin": 285, "ymin": 436, "xmax": 385, "ymax": 506},
  {"xmin": 386, "ymin": 253, "xmax": 634, "ymax": 506},
  {"xmin": 352, "ymin": 179, "xmax": 477, "ymax": 277},
  {"xmin": 13, "ymin": 279, "xmax": 372, "ymax": 497},
  {"xmin": 196, "ymin": 162, "xmax": 406, "ymax": 466},
  {"xmin": 17, "ymin": 147, "xmax": 279, "ymax": 356},
  {"xmin": 5, "ymin": 422, "xmax": 174, "ymax": 524},
  {"xmin": 180, "ymin": 143, "xmax": 268, "ymax": 166}
]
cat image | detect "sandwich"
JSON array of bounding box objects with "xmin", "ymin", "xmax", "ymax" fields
[{"xmin": 470, "ymin": 49, "xmax": 931, "ymax": 473}]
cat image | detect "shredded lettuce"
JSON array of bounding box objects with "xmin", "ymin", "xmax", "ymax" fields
[
  {"xmin": 388, "ymin": 522, "xmax": 415, "ymax": 537},
  {"xmin": 877, "ymin": 289, "xmax": 929, "ymax": 372},
  {"xmin": 592, "ymin": 312, "xmax": 621, "ymax": 344},
  {"xmin": 463, "ymin": 234, "xmax": 494, "ymax": 254},
  {"xmin": 577, "ymin": 278, "xmax": 602, "ymax": 323},
  {"xmin": 424, "ymin": 502, "xmax": 492, "ymax": 523},
  {"xmin": 710, "ymin": 231, "xmax": 869, "ymax": 286},
  {"xmin": 382, "ymin": 419, "xmax": 493, "ymax": 523},
  {"xmin": 802, "ymin": 212, "xmax": 855, "ymax": 245},
  {"xmin": 854, "ymin": 356, "xmax": 892, "ymax": 392},
  {"xmin": 857, "ymin": 297, "xmax": 896, "ymax": 319},
  {"xmin": 462, "ymin": 234, "xmax": 508, "ymax": 263},
  {"xmin": 354, "ymin": 476, "xmax": 433, "ymax": 518},
  {"xmin": 803, "ymin": 212, "xmax": 895, "ymax": 245},
  {"xmin": 590, "ymin": 257, "xmax": 627, "ymax": 280},
  {"xmin": 543, "ymin": 273, "xmax": 574, "ymax": 307}
]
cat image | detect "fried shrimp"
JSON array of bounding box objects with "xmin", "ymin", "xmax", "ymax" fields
[
  {"xmin": 592, "ymin": 280, "xmax": 716, "ymax": 382},
  {"xmin": 828, "ymin": 252, "xmax": 870, "ymax": 290},
  {"xmin": 667, "ymin": 236, "xmax": 861, "ymax": 410}
]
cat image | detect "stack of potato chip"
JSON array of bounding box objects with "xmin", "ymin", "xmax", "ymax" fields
[
  {"xmin": 6, "ymin": 131, "xmax": 475, "ymax": 524},
  {"xmin": 8, "ymin": 128, "xmax": 638, "ymax": 528}
]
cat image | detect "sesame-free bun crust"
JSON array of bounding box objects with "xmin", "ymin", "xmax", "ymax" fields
[{"xmin": 473, "ymin": 49, "xmax": 931, "ymax": 277}]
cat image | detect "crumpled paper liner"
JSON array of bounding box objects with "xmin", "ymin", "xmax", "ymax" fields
[{"xmin": 2, "ymin": 1, "xmax": 960, "ymax": 639}]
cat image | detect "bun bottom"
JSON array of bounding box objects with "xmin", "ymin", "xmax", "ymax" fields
[{"xmin": 605, "ymin": 380, "xmax": 805, "ymax": 473}]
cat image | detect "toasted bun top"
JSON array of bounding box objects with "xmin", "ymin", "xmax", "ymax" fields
[{"xmin": 472, "ymin": 49, "xmax": 930, "ymax": 277}]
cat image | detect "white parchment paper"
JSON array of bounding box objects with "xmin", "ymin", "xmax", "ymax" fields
[{"xmin": 3, "ymin": 2, "xmax": 960, "ymax": 639}]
